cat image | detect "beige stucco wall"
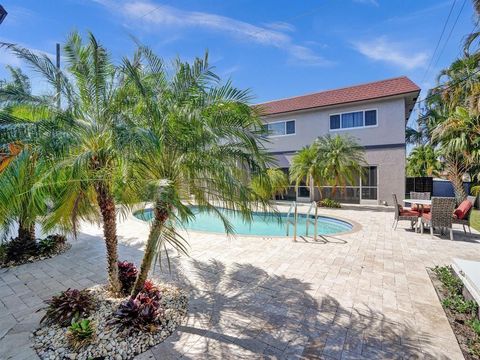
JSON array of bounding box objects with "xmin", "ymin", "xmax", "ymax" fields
[
  {"xmin": 365, "ymin": 146, "xmax": 406, "ymax": 204},
  {"xmin": 262, "ymin": 96, "xmax": 406, "ymax": 152},
  {"xmin": 261, "ymin": 96, "xmax": 409, "ymax": 205}
]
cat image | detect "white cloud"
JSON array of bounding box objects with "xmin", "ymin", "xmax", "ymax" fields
[
  {"xmin": 353, "ymin": 37, "xmax": 428, "ymax": 70},
  {"xmin": 353, "ymin": 0, "xmax": 379, "ymax": 6},
  {"xmin": 93, "ymin": 0, "xmax": 330, "ymax": 66}
]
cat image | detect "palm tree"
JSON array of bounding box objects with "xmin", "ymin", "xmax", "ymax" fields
[
  {"xmin": 289, "ymin": 145, "xmax": 324, "ymax": 200},
  {"xmin": 290, "ymin": 135, "xmax": 366, "ymax": 200},
  {"xmin": 432, "ymin": 106, "xmax": 480, "ymax": 201},
  {"xmin": 0, "ymin": 148, "xmax": 48, "ymax": 247},
  {"xmin": 406, "ymin": 145, "xmax": 442, "ymax": 177},
  {"xmin": 250, "ymin": 168, "xmax": 289, "ymax": 200},
  {"xmin": 2, "ymin": 32, "xmax": 128, "ymax": 294},
  {"xmin": 315, "ymin": 135, "xmax": 366, "ymax": 197},
  {"xmin": 121, "ymin": 48, "xmax": 270, "ymax": 297}
]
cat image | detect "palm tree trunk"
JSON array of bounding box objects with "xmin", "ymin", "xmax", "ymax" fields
[
  {"xmin": 94, "ymin": 181, "xmax": 121, "ymax": 295},
  {"xmin": 445, "ymin": 155, "xmax": 467, "ymax": 204},
  {"xmin": 17, "ymin": 220, "xmax": 36, "ymax": 254},
  {"xmin": 130, "ymin": 201, "xmax": 170, "ymax": 298}
]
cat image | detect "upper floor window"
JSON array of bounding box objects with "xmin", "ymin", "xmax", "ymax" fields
[
  {"xmin": 265, "ymin": 120, "xmax": 295, "ymax": 136},
  {"xmin": 329, "ymin": 109, "xmax": 377, "ymax": 130}
]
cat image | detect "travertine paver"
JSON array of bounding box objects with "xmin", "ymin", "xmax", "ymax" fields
[{"xmin": 1, "ymin": 203, "xmax": 480, "ymax": 359}]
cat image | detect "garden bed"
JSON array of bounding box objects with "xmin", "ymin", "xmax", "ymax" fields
[
  {"xmin": 428, "ymin": 266, "xmax": 480, "ymax": 359},
  {"xmin": 33, "ymin": 282, "xmax": 188, "ymax": 360},
  {"xmin": 0, "ymin": 235, "xmax": 71, "ymax": 268}
]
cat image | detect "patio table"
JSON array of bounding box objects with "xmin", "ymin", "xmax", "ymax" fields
[{"xmin": 402, "ymin": 199, "xmax": 432, "ymax": 232}]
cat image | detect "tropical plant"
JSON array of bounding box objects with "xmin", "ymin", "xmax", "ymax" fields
[
  {"xmin": 289, "ymin": 145, "xmax": 324, "ymax": 200},
  {"xmin": 0, "ymin": 148, "xmax": 48, "ymax": 248},
  {"xmin": 120, "ymin": 49, "xmax": 270, "ymax": 297},
  {"xmin": 67, "ymin": 319, "xmax": 95, "ymax": 350},
  {"xmin": 1, "ymin": 32, "xmax": 134, "ymax": 294},
  {"xmin": 41, "ymin": 288, "xmax": 95, "ymax": 326},
  {"xmin": 112, "ymin": 292, "xmax": 164, "ymax": 333},
  {"xmin": 250, "ymin": 168, "xmax": 289, "ymax": 200},
  {"xmin": 406, "ymin": 144, "xmax": 442, "ymax": 177},
  {"xmin": 118, "ymin": 261, "xmax": 138, "ymax": 296},
  {"xmin": 317, "ymin": 198, "xmax": 341, "ymax": 208}
]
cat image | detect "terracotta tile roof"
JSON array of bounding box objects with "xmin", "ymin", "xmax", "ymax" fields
[{"xmin": 256, "ymin": 76, "xmax": 420, "ymax": 116}]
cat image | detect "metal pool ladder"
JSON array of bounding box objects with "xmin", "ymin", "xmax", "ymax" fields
[
  {"xmin": 305, "ymin": 201, "xmax": 319, "ymax": 241},
  {"xmin": 285, "ymin": 201, "xmax": 297, "ymax": 241}
]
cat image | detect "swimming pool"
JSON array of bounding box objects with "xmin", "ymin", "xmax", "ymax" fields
[{"xmin": 134, "ymin": 206, "xmax": 352, "ymax": 237}]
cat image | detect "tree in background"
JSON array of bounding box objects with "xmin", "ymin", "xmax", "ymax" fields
[
  {"xmin": 250, "ymin": 168, "xmax": 289, "ymax": 200},
  {"xmin": 290, "ymin": 134, "xmax": 366, "ymax": 200},
  {"xmin": 406, "ymin": 144, "xmax": 442, "ymax": 177}
]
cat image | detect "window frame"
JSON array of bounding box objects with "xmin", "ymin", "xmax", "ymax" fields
[
  {"xmin": 264, "ymin": 119, "xmax": 296, "ymax": 137},
  {"xmin": 329, "ymin": 108, "xmax": 378, "ymax": 131}
]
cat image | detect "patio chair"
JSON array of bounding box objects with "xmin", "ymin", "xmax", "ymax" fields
[
  {"xmin": 452, "ymin": 196, "xmax": 476, "ymax": 235},
  {"xmin": 392, "ymin": 194, "xmax": 420, "ymax": 230},
  {"xmin": 420, "ymin": 197, "xmax": 456, "ymax": 240},
  {"xmin": 410, "ymin": 192, "xmax": 431, "ymax": 213}
]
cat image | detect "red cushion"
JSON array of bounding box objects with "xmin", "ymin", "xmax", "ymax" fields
[
  {"xmin": 422, "ymin": 205, "xmax": 431, "ymax": 213},
  {"xmin": 454, "ymin": 200, "xmax": 473, "ymax": 220},
  {"xmin": 422, "ymin": 212, "xmax": 432, "ymax": 221},
  {"xmin": 400, "ymin": 210, "xmax": 420, "ymax": 217}
]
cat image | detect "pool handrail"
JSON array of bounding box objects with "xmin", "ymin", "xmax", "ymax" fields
[
  {"xmin": 285, "ymin": 201, "xmax": 297, "ymax": 241},
  {"xmin": 305, "ymin": 201, "xmax": 318, "ymax": 241}
]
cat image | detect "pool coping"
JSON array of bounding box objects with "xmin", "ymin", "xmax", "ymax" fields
[{"xmin": 129, "ymin": 205, "xmax": 362, "ymax": 240}]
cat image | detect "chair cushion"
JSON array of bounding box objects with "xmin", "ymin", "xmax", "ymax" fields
[
  {"xmin": 422, "ymin": 212, "xmax": 432, "ymax": 221},
  {"xmin": 454, "ymin": 200, "xmax": 473, "ymax": 220},
  {"xmin": 400, "ymin": 210, "xmax": 420, "ymax": 217}
]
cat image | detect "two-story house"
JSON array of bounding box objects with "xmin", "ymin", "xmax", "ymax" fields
[{"xmin": 258, "ymin": 76, "xmax": 420, "ymax": 205}]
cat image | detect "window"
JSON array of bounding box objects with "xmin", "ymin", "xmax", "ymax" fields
[
  {"xmin": 265, "ymin": 120, "xmax": 295, "ymax": 136},
  {"xmin": 329, "ymin": 109, "xmax": 377, "ymax": 130}
]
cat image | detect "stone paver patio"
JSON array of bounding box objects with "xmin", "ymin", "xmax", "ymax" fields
[{"xmin": 1, "ymin": 204, "xmax": 480, "ymax": 359}]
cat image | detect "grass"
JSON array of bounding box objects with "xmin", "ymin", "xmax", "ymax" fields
[{"xmin": 471, "ymin": 209, "xmax": 480, "ymax": 233}]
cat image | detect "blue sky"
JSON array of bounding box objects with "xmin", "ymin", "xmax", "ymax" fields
[{"xmin": 0, "ymin": 0, "xmax": 476, "ymax": 108}]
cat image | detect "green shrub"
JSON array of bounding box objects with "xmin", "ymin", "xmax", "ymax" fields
[
  {"xmin": 317, "ymin": 198, "xmax": 341, "ymax": 208},
  {"xmin": 67, "ymin": 319, "xmax": 94, "ymax": 349},
  {"xmin": 442, "ymin": 294, "xmax": 478, "ymax": 315},
  {"xmin": 41, "ymin": 289, "xmax": 95, "ymax": 326},
  {"xmin": 469, "ymin": 319, "xmax": 480, "ymax": 337},
  {"xmin": 38, "ymin": 234, "xmax": 66, "ymax": 255},
  {"xmin": 432, "ymin": 266, "xmax": 463, "ymax": 295},
  {"xmin": 5, "ymin": 237, "xmax": 38, "ymax": 262}
]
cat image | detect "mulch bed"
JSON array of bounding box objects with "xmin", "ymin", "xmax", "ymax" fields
[{"xmin": 0, "ymin": 242, "xmax": 71, "ymax": 268}]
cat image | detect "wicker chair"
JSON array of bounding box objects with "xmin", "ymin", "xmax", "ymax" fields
[
  {"xmin": 420, "ymin": 197, "xmax": 456, "ymax": 240},
  {"xmin": 452, "ymin": 195, "xmax": 476, "ymax": 235},
  {"xmin": 392, "ymin": 194, "xmax": 420, "ymax": 230},
  {"xmin": 410, "ymin": 192, "xmax": 431, "ymax": 213}
]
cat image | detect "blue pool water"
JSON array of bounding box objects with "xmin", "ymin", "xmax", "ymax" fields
[{"xmin": 134, "ymin": 206, "xmax": 352, "ymax": 237}]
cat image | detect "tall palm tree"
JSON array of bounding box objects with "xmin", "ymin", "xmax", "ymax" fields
[
  {"xmin": 315, "ymin": 135, "xmax": 366, "ymax": 197},
  {"xmin": 432, "ymin": 106, "xmax": 480, "ymax": 201},
  {"xmin": 2, "ymin": 32, "xmax": 128, "ymax": 294},
  {"xmin": 122, "ymin": 48, "xmax": 270, "ymax": 297},
  {"xmin": 406, "ymin": 144, "xmax": 442, "ymax": 177}
]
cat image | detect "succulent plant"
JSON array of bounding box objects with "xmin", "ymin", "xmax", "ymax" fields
[{"xmin": 41, "ymin": 288, "xmax": 95, "ymax": 326}]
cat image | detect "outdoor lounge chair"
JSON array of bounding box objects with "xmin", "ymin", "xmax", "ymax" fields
[
  {"xmin": 392, "ymin": 194, "xmax": 420, "ymax": 230},
  {"xmin": 452, "ymin": 195, "xmax": 476, "ymax": 235},
  {"xmin": 420, "ymin": 197, "xmax": 456, "ymax": 240}
]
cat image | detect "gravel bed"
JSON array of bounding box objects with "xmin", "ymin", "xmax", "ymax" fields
[{"xmin": 33, "ymin": 283, "xmax": 188, "ymax": 360}]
